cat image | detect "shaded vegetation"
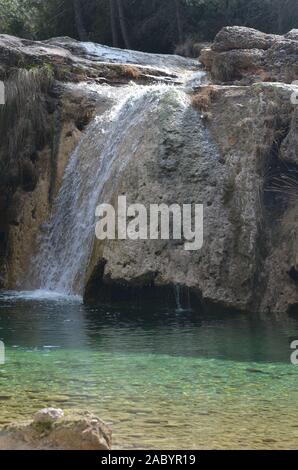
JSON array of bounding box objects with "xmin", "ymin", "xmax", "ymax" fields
[
  {"xmin": 191, "ymin": 85, "xmax": 217, "ymax": 112},
  {"xmin": 0, "ymin": 66, "xmax": 54, "ymax": 198},
  {"xmin": 0, "ymin": 1, "xmax": 297, "ymax": 54}
]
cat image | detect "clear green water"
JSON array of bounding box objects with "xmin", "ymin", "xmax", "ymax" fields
[{"xmin": 0, "ymin": 291, "xmax": 298, "ymax": 449}]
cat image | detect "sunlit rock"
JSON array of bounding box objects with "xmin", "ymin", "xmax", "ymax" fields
[
  {"xmin": 34, "ymin": 408, "xmax": 64, "ymax": 424},
  {"xmin": 2, "ymin": 411, "xmax": 112, "ymax": 450}
]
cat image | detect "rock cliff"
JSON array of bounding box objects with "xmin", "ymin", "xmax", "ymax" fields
[
  {"xmin": 85, "ymin": 82, "xmax": 298, "ymax": 314},
  {"xmin": 0, "ymin": 27, "xmax": 297, "ymax": 314}
]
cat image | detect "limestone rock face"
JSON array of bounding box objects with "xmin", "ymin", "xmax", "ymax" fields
[
  {"xmin": 200, "ymin": 26, "xmax": 298, "ymax": 84},
  {"xmin": 0, "ymin": 34, "xmax": 198, "ymax": 289},
  {"xmin": 85, "ymin": 82, "xmax": 298, "ymax": 314},
  {"xmin": 0, "ymin": 31, "xmax": 297, "ymax": 315},
  {"xmin": 2, "ymin": 411, "xmax": 112, "ymax": 450},
  {"xmin": 212, "ymin": 26, "xmax": 277, "ymax": 52},
  {"xmin": 199, "ymin": 47, "xmax": 215, "ymax": 70},
  {"xmin": 285, "ymin": 29, "xmax": 298, "ymax": 41},
  {"xmin": 0, "ymin": 35, "xmax": 122, "ymax": 287},
  {"xmin": 0, "ymin": 34, "xmax": 192, "ymax": 85},
  {"xmin": 0, "ymin": 76, "xmax": 103, "ymax": 287}
]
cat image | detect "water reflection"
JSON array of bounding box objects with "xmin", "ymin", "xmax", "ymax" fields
[
  {"xmin": 0, "ymin": 293, "xmax": 298, "ymax": 449},
  {"xmin": 0, "ymin": 293, "xmax": 297, "ymax": 363}
]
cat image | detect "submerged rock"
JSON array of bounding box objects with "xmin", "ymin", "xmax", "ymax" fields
[
  {"xmin": 34, "ymin": 408, "xmax": 64, "ymax": 424},
  {"xmin": 2, "ymin": 410, "xmax": 112, "ymax": 450}
]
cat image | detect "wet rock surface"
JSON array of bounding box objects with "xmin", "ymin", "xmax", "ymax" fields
[
  {"xmin": 0, "ymin": 34, "xmax": 196, "ymax": 85},
  {"xmin": 85, "ymin": 82, "xmax": 298, "ymax": 314}
]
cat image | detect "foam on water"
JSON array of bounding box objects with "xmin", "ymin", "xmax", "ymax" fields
[{"xmin": 0, "ymin": 290, "xmax": 82, "ymax": 303}]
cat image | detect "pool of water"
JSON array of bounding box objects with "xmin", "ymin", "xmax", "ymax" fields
[{"xmin": 0, "ymin": 291, "xmax": 298, "ymax": 449}]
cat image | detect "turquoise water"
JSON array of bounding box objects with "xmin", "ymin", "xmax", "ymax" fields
[{"xmin": 0, "ymin": 291, "xmax": 298, "ymax": 449}]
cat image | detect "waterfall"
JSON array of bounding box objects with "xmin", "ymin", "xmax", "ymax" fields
[
  {"xmin": 173, "ymin": 285, "xmax": 192, "ymax": 313},
  {"xmin": 32, "ymin": 83, "xmax": 191, "ymax": 296},
  {"xmin": 25, "ymin": 37, "xmax": 207, "ymax": 298},
  {"xmin": 174, "ymin": 284, "xmax": 182, "ymax": 312}
]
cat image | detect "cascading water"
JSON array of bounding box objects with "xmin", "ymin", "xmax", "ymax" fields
[
  {"xmin": 174, "ymin": 284, "xmax": 182, "ymax": 312},
  {"xmin": 27, "ymin": 42, "xmax": 206, "ymax": 297},
  {"xmin": 32, "ymin": 83, "xmax": 192, "ymax": 296}
]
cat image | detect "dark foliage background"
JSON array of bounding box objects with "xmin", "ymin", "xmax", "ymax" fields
[{"xmin": 0, "ymin": 1, "xmax": 297, "ymax": 53}]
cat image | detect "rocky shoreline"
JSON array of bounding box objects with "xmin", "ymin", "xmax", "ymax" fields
[{"xmin": 0, "ymin": 408, "xmax": 112, "ymax": 450}]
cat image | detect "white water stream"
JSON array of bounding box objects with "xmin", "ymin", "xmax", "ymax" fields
[{"xmin": 30, "ymin": 44, "xmax": 205, "ymax": 296}]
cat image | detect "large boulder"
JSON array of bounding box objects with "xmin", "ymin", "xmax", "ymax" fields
[
  {"xmin": 212, "ymin": 26, "xmax": 277, "ymax": 52},
  {"xmin": 2, "ymin": 410, "xmax": 112, "ymax": 450},
  {"xmin": 200, "ymin": 26, "xmax": 298, "ymax": 84},
  {"xmin": 34, "ymin": 408, "xmax": 64, "ymax": 424}
]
